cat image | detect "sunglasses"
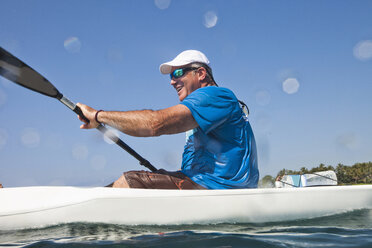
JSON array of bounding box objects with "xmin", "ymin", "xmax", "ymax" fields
[{"xmin": 170, "ymin": 67, "xmax": 198, "ymax": 79}]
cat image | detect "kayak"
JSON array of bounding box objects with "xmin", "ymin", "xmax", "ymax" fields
[{"xmin": 1, "ymin": 185, "xmax": 372, "ymax": 230}]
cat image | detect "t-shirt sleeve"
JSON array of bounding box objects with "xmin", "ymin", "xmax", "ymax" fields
[{"xmin": 181, "ymin": 87, "xmax": 236, "ymax": 133}]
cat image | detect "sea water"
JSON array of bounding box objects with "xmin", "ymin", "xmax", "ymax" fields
[{"xmin": 1, "ymin": 209, "xmax": 371, "ymax": 248}]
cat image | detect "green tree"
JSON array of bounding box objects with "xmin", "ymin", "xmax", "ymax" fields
[{"xmin": 258, "ymin": 175, "xmax": 275, "ymax": 188}]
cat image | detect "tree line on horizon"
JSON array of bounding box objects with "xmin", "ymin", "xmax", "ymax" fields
[{"xmin": 259, "ymin": 162, "xmax": 372, "ymax": 187}]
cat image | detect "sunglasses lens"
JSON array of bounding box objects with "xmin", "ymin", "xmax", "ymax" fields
[{"xmin": 170, "ymin": 69, "xmax": 184, "ymax": 79}]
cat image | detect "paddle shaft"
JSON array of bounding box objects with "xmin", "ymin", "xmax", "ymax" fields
[
  {"xmin": 0, "ymin": 47, "xmax": 157, "ymax": 172},
  {"xmin": 59, "ymin": 95, "xmax": 156, "ymax": 171}
]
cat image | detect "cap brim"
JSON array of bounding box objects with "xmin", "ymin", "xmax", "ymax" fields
[{"xmin": 159, "ymin": 63, "xmax": 173, "ymax": 74}]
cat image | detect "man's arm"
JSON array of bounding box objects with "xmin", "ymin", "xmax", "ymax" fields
[{"xmin": 76, "ymin": 103, "xmax": 198, "ymax": 137}]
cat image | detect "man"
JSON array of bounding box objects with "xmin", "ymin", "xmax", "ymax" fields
[{"xmin": 77, "ymin": 50, "xmax": 259, "ymax": 189}]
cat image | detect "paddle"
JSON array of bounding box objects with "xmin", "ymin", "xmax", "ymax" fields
[{"xmin": 0, "ymin": 46, "xmax": 157, "ymax": 172}]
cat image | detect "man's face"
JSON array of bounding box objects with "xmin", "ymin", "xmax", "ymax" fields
[{"xmin": 170, "ymin": 66, "xmax": 202, "ymax": 101}]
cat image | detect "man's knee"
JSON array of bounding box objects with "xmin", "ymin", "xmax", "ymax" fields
[{"xmin": 111, "ymin": 174, "xmax": 130, "ymax": 188}]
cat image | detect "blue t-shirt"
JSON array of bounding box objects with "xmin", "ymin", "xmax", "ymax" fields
[{"xmin": 180, "ymin": 86, "xmax": 259, "ymax": 189}]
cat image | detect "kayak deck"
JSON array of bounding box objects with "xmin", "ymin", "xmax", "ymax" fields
[{"xmin": 1, "ymin": 185, "xmax": 372, "ymax": 230}]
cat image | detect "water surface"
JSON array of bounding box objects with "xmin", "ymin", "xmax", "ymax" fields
[{"xmin": 1, "ymin": 209, "xmax": 371, "ymax": 248}]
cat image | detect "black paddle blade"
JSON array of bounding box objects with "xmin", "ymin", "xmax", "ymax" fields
[{"xmin": 0, "ymin": 47, "xmax": 61, "ymax": 99}]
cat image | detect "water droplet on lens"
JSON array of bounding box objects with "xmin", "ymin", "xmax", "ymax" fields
[
  {"xmin": 353, "ymin": 40, "xmax": 372, "ymax": 61},
  {"xmin": 336, "ymin": 132, "xmax": 358, "ymax": 150},
  {"xmin": 21, "ymin": 128, "xmax": 40, "ymax": 148},
  {"xmin": 103, "ymin": 128, "xmax": 120, "ymax": 145},
  {"xmin": 64, "ymin": 37, "xmax": 82, "ymax": 53},
  {"xmin": 282, "ymin": 78, "xmax": 300, "ymax": 94},
  {"xmin": 154, "ymin": 0, "xmax": 171, "ymax": 10},
  {"xmin": 203, "ymin": 11, "xmax": 218, "ymax": 28},
  {"xmin": 72, "ymin": 144, "xmax": 89, "ymax": 160}
]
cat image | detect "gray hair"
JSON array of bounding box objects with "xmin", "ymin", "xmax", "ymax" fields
[{"xmin": 189, "ymin": 62, "xmax": 216, "ymax": 85}]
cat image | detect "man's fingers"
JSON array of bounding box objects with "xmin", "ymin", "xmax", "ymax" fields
[
  {"xmin": 80, "ymin": 123, "xmax": 88, "ymax": 129},
  {"xmin": 78, "ymin": 114, "xmax": 98, "ymax": 129},
  {"xmin": 78, "ymin": 114, "xmax": 87, "ymax": 123}
]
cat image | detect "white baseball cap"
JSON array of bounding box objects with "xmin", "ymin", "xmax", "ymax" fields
[{"xmin": 159, "ymin": 50, "xmax": 210, "ymax": 74}]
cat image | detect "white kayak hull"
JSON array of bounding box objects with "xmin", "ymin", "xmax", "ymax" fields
[{"xmin": 1, "ymin": 185, "xmax": 372, "ymax": 230}]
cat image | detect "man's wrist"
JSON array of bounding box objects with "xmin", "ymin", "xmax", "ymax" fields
[{"xmin": 95, "ymin": 110, "xmax": 104, "ymax": 124}]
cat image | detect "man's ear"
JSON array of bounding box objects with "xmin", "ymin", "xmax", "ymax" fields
[{"xmin": 197, "ymin": 67, "xmax": 207, "ymax": 81}]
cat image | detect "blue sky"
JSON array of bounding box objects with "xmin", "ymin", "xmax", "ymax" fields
[{"xmin": 0, "ymin": 0, "xmax": 371, "ymax": 187}]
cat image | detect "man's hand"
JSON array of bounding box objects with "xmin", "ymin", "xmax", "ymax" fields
[{"xmin": 76, "ymin": 103, "xmax": 99, "ymax": 129}]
